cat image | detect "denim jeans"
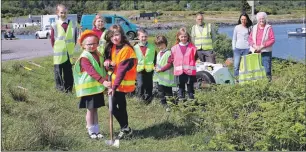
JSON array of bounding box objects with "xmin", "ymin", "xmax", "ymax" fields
[
  {"xmin": 233, "ymin": 48, "xmax": 250, "ymax": 76},
  {"xmin": 261, "ymin": 52, "xmax": 272, "ymax": 81}
]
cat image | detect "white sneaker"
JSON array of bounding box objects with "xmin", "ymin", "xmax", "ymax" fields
[
  {"xmin": 89, "ymin": 133, "xmax": 97, "ymax": 139},
  {"xmin": 116, "ymin": 127, "xmax": 133, "ymax": 139},
  {"xmin": 96, "ymin": 133, "xmax": 104, "ymax": 139}
]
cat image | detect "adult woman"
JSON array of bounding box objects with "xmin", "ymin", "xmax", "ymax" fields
[
  {"xmin": 232, "ymin": 13, "xmax": 253, "ymax": 79},
  {"xmin": 248, "ymin": 12, "xmax": 275, "ymax": 81}
]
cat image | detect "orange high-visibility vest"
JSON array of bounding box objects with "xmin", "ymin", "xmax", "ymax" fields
[
  {"xmin": 111, "ymin": 44, "xmax": 137, "ymax": 93},
  {"xmin": 172, "ymin": 43, "xmax": 197, "ymax": 76}
]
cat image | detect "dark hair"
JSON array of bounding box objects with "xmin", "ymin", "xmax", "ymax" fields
[
  {"xmin": 238, "ymin": 13, "xmax": 253, "ymax": 28},
  {"xmin": 155, "ymin": 35, "xmax": 168, "ymax": 46},
  {"xmin": 104, "ymin": 24, "xmax": 132, "ymax": 58}
]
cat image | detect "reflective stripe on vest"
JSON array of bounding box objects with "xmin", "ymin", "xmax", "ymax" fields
[
  {"xmin": 172, "ymin": 44, "xmax": 197, "ymax": 76},
  {"xmin": 134, "ymin": 43, "xmax": 155, "ymax": 72},
  {"xmin": 53, "ymin": 21, "xmax": 75, "ymax": 64},
  {"xmin": 194, "ymin": 24, "xmax": 213, "ymax": 50},
  {"xmin": 73, "ymin": 51, "xmax": 106, "ymax": 97},
  {"xmin": 111, "ymin": 45, "xmax": 137, "ymax": 93},
  {"xmin": 97, "ymin": 30, "xmax": 107, "ymax": 55},
  {"xmin": 112, "ymin": 73, "xmax": 136, "ymax": 85},
  {"xmin": 155, "ymin": 51, "xmax": 176, "ymax": 87},
  {"xmin": 238, "ymin": 53, "xmax": 266, "ymax": 84}
]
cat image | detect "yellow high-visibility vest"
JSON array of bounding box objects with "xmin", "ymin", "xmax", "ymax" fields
[
  {"xmin": 73, "ymin": 51, "xmax": 106, "ymax": 97},
  {"xmin": 239, "ymin": 53, "xmax": 266, "ymax": 84},
  {"xmin": 194, "ymin": 23, "xmax": 213, "ymax": 50},
  {"xmin": 52, "ymin": 20, "xmax": 76, "ymax": 64},
  {"xmin": 134, "ymin": 43, "xmax": 156, "ymax": 72},
  {"xmin": 97, "ymin": 29, "xmax": 108, "ymax": 55}
]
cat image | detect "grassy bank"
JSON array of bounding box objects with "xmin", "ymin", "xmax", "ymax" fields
[
  {"xmin": 2, "ymin": 54, "xmax": 305, "ymax": 151},
  {"xmin": 1, "ymin": 56, "xmax": 203, "ymax": 151},
  {"xmin": 2, "ymin": 30, "xmax": 305, "ymax": 150},
  {"xmin": 2, "ymin": 56, "xmax": 305, "ymax": 151}
]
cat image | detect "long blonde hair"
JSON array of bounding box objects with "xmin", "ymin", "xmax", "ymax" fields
[{"xmin": 175, "ymin": 27, "xmax": 191, "ymax": 44}]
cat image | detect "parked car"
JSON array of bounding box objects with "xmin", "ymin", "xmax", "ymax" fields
[
  {"xmin": 35, "ymin": 25, "xmax": 51, "ymax": 39},
  {"xmin": 81, "ymin": 14, "xmax": 139, "ymax": 40},
  {"xmin": 35, "ymin": 14, "xmax": 78, "ymax": 39}
]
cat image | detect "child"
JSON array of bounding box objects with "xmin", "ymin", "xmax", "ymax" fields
[
  {"xmin": 104, "ymin": 24, "xmax": 137, "ymax": 139},
  {"xmin": 51, "ymin": 4, "xmax": 77, "ymax": 93},
  {"xmin": 154, "ymin": 35, "xmax": 176, "ymax": 111},
  {"xmin": 73, "ymin": 30, "xmax": 111, "ymax": 139},
  {"xmin": 159, "ymin": 27, "xmax": 197, "ymax": 101},
  {"xmin": 92, "ymin": 15, "xmax": 108, "ymax": 56},
  {"xmin": 133, "ymin": 29, "xmax": 156, "ymax": 103}
]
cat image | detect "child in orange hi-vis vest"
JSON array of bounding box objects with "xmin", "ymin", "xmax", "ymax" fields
[
  {"xmin": 104, "ymin": 24, "xmax": 137, "ymax": 139},
  {"xmin": 158, "ymin": 27, "xmax": 198, "ymax": 101}
]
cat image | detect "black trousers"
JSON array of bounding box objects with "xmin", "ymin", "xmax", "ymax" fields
[
  {"xmin": 112, "ymin": 91, "xmax": 129, "ymax": 129},
  {"xmin": 136, "ymin": 71, "xmax": 153, "ymax": 100},
  {"xmin": 158, "ymin": 85, "xmax": 173, "ymax": 105},
  {"xmin": 177, "ymin": 73, "xmax": 196, "ymax": 98},
  {"xmin": 197, "ymin": 49, "xmax": 216, "ymax": 64},
  {"xmin": 54, "ymin": 59, "xmax": 73, "ymax": 93}
]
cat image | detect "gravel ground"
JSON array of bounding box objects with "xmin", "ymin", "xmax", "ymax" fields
[{"xmin": 2, "ymin": 39, "xmax": 53, "ymax": 61}]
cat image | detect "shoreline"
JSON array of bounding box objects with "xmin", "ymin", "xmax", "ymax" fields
[
  {"xmin": 2, "ymin": 19, "xmax": 304, "ymax": 35},
  {"xmin": 141, "ymin": 19, "xmax": 304, "ymax": 30},
  {"xmin": 217, "ymin": 19, "xmax": 305, "ymax": 27}
]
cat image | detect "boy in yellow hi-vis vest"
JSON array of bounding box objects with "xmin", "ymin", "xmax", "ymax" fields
[
  {"xmin": 51, "ymin": 4, "xmax": 77, "ymax": 93},
  {"xmin": 133, "ymin": 29, "xmax": 157, "ymax": 104}
]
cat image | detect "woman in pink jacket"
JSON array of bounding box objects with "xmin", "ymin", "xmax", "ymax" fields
[{"xmin": 248, "ymin": 12, "xmax": 275, "ymax": 82}]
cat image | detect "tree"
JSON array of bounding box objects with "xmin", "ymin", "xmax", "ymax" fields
[{"xmin": 241, "ymin": 0, "xmax": 251, "ymax": 13}]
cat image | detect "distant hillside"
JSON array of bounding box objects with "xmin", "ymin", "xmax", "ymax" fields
[{"xmin": 2, "ymin": 0, "xmax": 305, "ymax": 20}]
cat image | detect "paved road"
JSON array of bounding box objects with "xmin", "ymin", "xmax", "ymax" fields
[{"xmin": 2, "ymin": 39, "xmax": 53, "ymax": 61}]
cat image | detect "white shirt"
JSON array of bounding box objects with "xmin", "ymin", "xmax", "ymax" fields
[{"xmin": 232, "ymin": 24, "xmax": 250, "ymax": 50}]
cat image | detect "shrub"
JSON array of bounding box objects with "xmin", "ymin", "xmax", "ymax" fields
[
  {"xmin": 9, "ymin": 86, "xmax": 28, "ymax": 102},
  {"xmin": 171, "ymin": 61, "xmax": 306, "ymax": 151},
  {"xmin": 213, "ymin": 33, "xmax": 233, "ymax": 59}
]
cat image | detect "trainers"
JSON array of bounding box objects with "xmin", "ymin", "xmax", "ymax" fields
[
  {"xmin": 96, "ymin": 133, "xmax": 104, "ymax": 139},
  {"xmin": 116, "ymin": 127, "xmax": 133, "ymax": 139},
  {"xmin": 89, "ymin": 133, "xmax": 97, "ymax": 139}
]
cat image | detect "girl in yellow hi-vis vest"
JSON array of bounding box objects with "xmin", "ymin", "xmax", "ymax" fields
[{"xmin": 73, "ymin": 30, "xmax": 111, "ymax": 139}]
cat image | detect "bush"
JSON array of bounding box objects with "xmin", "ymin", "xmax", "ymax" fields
[
  {"xmin": 171, "ymin": 60, "xmax": 306, "ymax": 151},
  {"xmin": 213, "ymin": 33, "xmax": 233, "ymax": 59}
]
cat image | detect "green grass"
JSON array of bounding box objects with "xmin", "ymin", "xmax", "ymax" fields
[
  {"xmin": 2, "ymin": 53, "xmax": 305, "ymax": 150},
  {"xmin": 1, "ymin": 56, "xmax": 203, "ymax": 151}
]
